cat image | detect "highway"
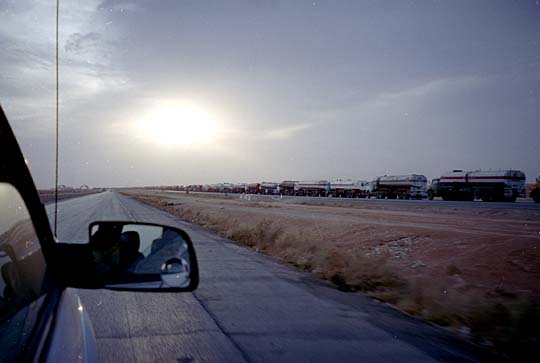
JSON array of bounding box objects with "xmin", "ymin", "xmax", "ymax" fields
[
  {"xmin": 155, "ymin": 190, "xmax": 540, "ymax": 211},
  {"xmin": 46, "ymin": 191, "xmax": 499, "ymax": 362}
]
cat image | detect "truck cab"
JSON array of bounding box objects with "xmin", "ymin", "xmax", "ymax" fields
[
  {"xmin": 357, "ymin": 180, "xmax": 373, "ymax": 198},
  {"xmin": 427, "ymin": 178, "xmax": 440, "ymax": 200}
]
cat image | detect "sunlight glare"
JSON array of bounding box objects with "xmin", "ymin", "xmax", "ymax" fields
[{"xmin": 136, "ymin": 102, "xmax": 218, "ymax": 146}]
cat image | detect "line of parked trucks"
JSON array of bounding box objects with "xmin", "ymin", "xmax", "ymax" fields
[{"xmin": 177, "ymin": 169, "xmax": 540, "ymax": 203}]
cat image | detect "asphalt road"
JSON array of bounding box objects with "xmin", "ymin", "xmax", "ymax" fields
[
  {"xmin": 46, "ymin": 191, "xmax": 500, "ymax": 362},
  {"xmin": 154, "ymin": 190, "xmax": 540, "ymax": 211}
]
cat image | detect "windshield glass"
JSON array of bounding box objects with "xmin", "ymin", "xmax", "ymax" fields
[
  {"xmin": 3, "ymin": 1, "xmax": 537, "ymax": 188},
  {"xmin": 1, "ymin": 1, "xmax": 539, "ymax": 362}
]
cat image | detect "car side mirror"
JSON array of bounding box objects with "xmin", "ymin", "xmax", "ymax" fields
[{"xmin": 53, "ymin": 221, "xmax": 199, "ymax": 292}]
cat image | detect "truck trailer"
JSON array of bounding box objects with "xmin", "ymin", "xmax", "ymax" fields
[
  {"xmin": 218, "ymin": 183, "xmax": 234, "ymax": 193},
  {"xmin": 369, "ymin": 174, "xmax": 427, "ymax": 199},
  {"xmin": 260, "ymin": 182, "xmax": 280, "ymax": 195},
  {"xmin": 232, "ymin": 183, "xmax": 247, "ymax": 193},
  {"xmin": 279, "ymin": 180, "xmax": 297, "ymax": 196},
  {"xmin": 245, "ymin": 183, "xmax": 261, "ymax": 194},
  {"xmin": 328, "ymin": 179, "xmax": 370, "ymax": 198},
  {"xmin": 294, "ymin": 180, "xmax": 330, "ymax": 197},
  {"xmin": 428, "ymin": 169, "xmax": 526, "ymax": 202}
]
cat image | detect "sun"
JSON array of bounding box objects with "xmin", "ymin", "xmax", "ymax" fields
[{"xmin": 136, "ymin": 102, "xmax": 217, "ymax": 146}]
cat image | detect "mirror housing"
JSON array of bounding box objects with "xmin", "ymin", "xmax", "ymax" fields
[{"xmin": 52, "ymin": 221, "xmax": 199, "ymax": 292}]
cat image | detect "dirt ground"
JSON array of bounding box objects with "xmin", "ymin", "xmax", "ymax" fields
[{"xmin": 124, "ymin": 189, "xmax": 540, "ymax": 354}]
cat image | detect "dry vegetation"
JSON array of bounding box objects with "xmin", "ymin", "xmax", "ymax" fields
[{"xmin": 125, "ymin": 189, "xmax": 540, "ymax": 360}]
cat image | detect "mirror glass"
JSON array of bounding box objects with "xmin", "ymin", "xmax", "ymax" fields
[{"xmin": 89, "ymin": 222, "xmax": 193, "ymax": 289}]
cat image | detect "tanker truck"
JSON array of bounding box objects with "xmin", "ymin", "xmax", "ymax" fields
[
  {"xmin": 294, "ymin": 180, "xmax": 330, "ymax": 197},
  {"xmin": 428, "ymin": 169, "xmax": 526, "ymax": 202},
  {"xmin": 328, "ymin": 179, "xmax": 370, "ymax": 198},
  {"xmin": 232, "ymin": 183, "xmax": 247, "ymax": 193},
  {"xmin": 530, "ymin": 174, "xmax": 540, "ymax": 203},
  {"xmin": 279, "ymin": 180, "xmax": 297, "ymax": 196},
  {"xmin": 260, "ymin": 182, "xmax": 280, "ymax": 195},
  {"xmin": 245, "ymin": 183, "xmax": 261, "ymax": 194},
  {"xmin": 214, "ymin": 183, "xmax": 234, "ymax": 193},
  {"xmin": 369, "ymin": 174, "xmax": 427, "ymax": 199}
]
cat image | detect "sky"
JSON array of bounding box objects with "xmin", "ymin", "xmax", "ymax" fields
[{"xmin": 1, "ymin": 0, "xmax": 539, "ymax": 188}]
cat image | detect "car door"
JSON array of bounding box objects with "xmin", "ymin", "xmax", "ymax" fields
[{"xmin": 0, "ymin": 105, "xmax": 90, "ymax": 362}]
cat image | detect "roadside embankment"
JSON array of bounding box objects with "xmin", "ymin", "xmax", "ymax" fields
[
  {"xmin": 124, "ymin": 189, "xmax": 540, "ymax": 360},
  {"xmin": 38, "ymin": 189, "xmax": 104, "ymax": 205}
]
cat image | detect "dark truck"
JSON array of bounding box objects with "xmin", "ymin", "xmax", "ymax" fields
[{"xmin": 428, "ymin": 169, "xmax": 526, "ymax": 202}]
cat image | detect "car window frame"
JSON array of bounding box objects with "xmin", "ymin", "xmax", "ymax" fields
[{"xmin": 0, "ymin": 104, "xmax": 63, "ymax": 362}]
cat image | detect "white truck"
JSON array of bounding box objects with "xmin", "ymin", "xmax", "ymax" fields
[
  {"xmin": 369, "ymin": 174, "xmax": 427, "ymax": 199},
  {"xmin": 328, "ymin": 179, "xmax": 370, "ymax": 198}
]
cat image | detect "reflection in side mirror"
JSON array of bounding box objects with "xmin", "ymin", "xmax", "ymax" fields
[
  {"xmin": 87, "ymin": 221, "xmax": 199, "ymax": 291},
  {"xmin": 161, "ymin": 257, "xmax": 190, "ymax": 288}
]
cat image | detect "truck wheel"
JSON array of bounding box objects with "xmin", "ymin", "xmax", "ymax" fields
[{"xmin": 428, "ymin": 190, "xmax": 434, "ymax": 200}]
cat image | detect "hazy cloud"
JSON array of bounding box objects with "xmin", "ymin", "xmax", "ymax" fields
[
  {"xmin": 264, "ymin": 124, "xmax": 313, "ymax": 140},
  {"xmin": 1, "ymin": 0, "xmax": 539, "ymax": 187},
  {"xmin": 65, "ymin": 32, "xmax": 102, "ymax": 53}
]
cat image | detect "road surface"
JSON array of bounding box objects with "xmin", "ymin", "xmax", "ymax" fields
[{"xmin": 46, "ymin": 191, "xmax": 499, "ymax": 362}]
